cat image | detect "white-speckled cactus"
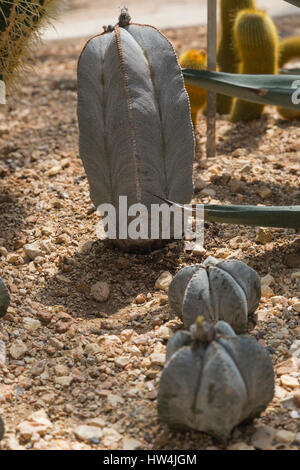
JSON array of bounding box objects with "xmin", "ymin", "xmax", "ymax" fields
[
  {"xmin": 168, "ymin": 257, "xmax": 261, "ymax": 333},
  {"xmin": 0, "ymin": 278, "xmax": 10, "ymax": 318},
  {"xmin": 77, "ymin": 9, "xmax": 194, "ymax": 251},
  {"xmin": 158, "ymin": 317, "xmax": 274, "ymax": 441}
]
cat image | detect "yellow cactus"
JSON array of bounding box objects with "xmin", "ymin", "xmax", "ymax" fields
[
  {"xmin": 179, "ymin": 49, "xmax": 207, "ymax": 126},
  {"xmin": 230, "ymin": 10, "xmax": 279, "ymax": 122},
  {"xmin": 217, "ymin": 0, "xmax": 256, "ymax": 114},
  {"xmin": 277, "ymin": 36, "xmax": 300, "ymax": 119},
  {"xmin": 279, "ymin": 36, "xmax": 300, "ymax": 68},
  {"xmin": 0, "ymin": 1, "xmax": 63, "ymax": 88}
]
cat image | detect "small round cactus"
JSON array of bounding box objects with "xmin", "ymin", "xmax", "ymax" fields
[
  {"xmin": 230, "ymin": 9, "xmax": 279, "ymax": 122},
  {"xmin": 158, "ymin": 317, "xmax": 274, "ymax": 441},
  {"xmin": 168, "ymin": 257, "xmax": 261, "ymax": 333},
  {"xmin": 217, "ymin": 0, "xmax": 257, "ymax": 115},
  {"xmin": 179, "ymin": 49, "xmax": 207, "ymax": 126}
]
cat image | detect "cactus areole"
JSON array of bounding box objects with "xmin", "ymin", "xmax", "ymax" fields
[
  {"xmin": 77, "ymin": 9, "xmax": 195, "ymax": 251},
  {"xmin": 158, "ymin": 318, "xmax": 274, "ymax": 441}
]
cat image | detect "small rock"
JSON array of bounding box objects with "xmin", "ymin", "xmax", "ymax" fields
[
  {"xmin": 10, "ymin": 340, "xmax": 27, "ymax": 360},
  {"xmin": 281, "ymin": 375, "xmax": 299, "ymax": 389},
  {"xmin": 107, "ymin": 394, "xmax": 124, "ymax": 407},
  {"xmin": 291, "ymin": 272, "xmax": 300, "ymax": 281},
  {"xmin": 261, "ymin": 285, "xmax": 274, "ymax": 298},
  {"xmin": 201, "ymin": 188, "xmax": 216, "ymax": 197},
  {"xmin": 285, "ymin": 254, "xmax": 300, "ymax": 269},
  {"xmin": 251, "ymin": 425, "xmax": 276, "ymax": 450},
  {"xmin": 257, "ymin": 187, "xmax": 272, "ymax": 199},
  {"xmin": 230, "ymin": 179, "xmax": 244, "ymax": 193},
  {"xmin": 123, "ymin": 437, "xmax": 143, "ymax": 450},
  {"xmin": 23, "ymin": 317, "xmax": 41, "ymax": 331},
  {"xmin": 54, "ymin": 364, "xmax": 69, "ymax": 377},
  {"xmin": 227, "ymin": 442, "xmax": 255, "ymax": 451},
  {"xmin": 74, "ymin": 425, "xmax": 102, "ymax": 443},
  {"xmin": 256, "ymin": 228, "xmax": 273, "ymax": 244},
  {"xmin": 55, "ymin": 375, "xmax": 73, "ymax": 387},
  {"xmin": 274, "ymin": 430, "xmax": 295, "ymax": 444},
  {"xmin": 276, "ymin": 358, "xmax": 300, "ymax": 376},
  {"xmin": 6, "ymin": 253, "xmax": 23, "ymax": 265},
  {"xmin": 115, "ymin": 356, "xmax": 130, "ymax": 368},
  {"xmin": 135, "ymin": 293, "xmax": 146, "ymax": 305},
  {"xmin": 289, "ymin": 340, "xmax": 300, "ymax": 358},
  {"xmin": 155, "ymin": 325, "xmax": 171, "ymax": 340},
  {"xmin": 155, "ymin": 272, "xmax": 173, "ymax": 291},
  {"xmin": 86, "ymin": 417, "xmax": 106, "ymax": 429},
  {"xmin": 23, "ymin": 242, "xmax": 44, "ymax": 260},
  {"xmin": 31, "ymin": 361, "xmax": 46, "ymax": 377},
  {"xmin": 91, "ymin": 281, "xmax": 110, "ymax": 302},
  {"xmin": 261, "ymin": 274, "xmax": 275, "ymax": 286},
  {"xmin": 293, "ymin": 393, "xmax": 300, "ymax": 408},
  {"xmin": 17, "ymin": 410, "xmax": 53, "ymax": 440},
  {"xmin": 0, "ymin": 340, "xmax": 6, "ymax": 365},
  {"xmin": 293, "ymin": 303, "xmax": 300, "ymax": 314},
  {"xmin": 102, "ymin": 427, "xmax": 122, "ymax": 449},
  {"xmin": 150, "ymin": 353, "xmax": 165, "ymax": 367}
]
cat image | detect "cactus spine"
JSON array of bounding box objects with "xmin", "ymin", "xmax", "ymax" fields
[
  {"xmin": 179, "ymin": 50, "xmax": 207, "ymax": 126},
  {"xmin": 0, "ymin": 1, "xmax": 62, "ymax": 87},
  {"xmin": 230, "ymin": 10, "xmax": 279, "ymax": 122},
  {"xmin": 277, "ymin": 36, "xmax": 300, "ymax": 119},
  {"xmin": 217, "ymin": 0, "xmax": 256, "ymax": 114}
]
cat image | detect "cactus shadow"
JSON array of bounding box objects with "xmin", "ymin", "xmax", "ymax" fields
[
  {"xmin": 0, "ymin": 191, "xmax": 28, "ymax": 250},
  {"xmin": 217, "ymin": 115, "xmax": 270, "ymax": 154},
  {"xmin": 38, "ymin": 239, "xmax": 185, "ymax": 331}
]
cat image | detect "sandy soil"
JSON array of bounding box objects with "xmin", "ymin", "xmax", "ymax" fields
[{"xmin": 0, "ymin": 15, "xmax": 299, "ymax": 451}]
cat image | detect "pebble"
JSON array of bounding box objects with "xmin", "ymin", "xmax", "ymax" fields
[
  {"xmin": 86, "ymin": 417, "xmax": 106, "ymax": 429},
  {"xmin": 31, "ymin": 361, "xmax": 46, "ymax": 377},
  {"xmin": 281, "ymin": 375, "xmax": 299, "ymax": 389},
  {"xmin": 227, "ymin": 442, "xmax": 255, "ymax": 451},
  {"xmin": 261, "ymin": 274, "xmax": 275, "ymax": 286},
  {"xmin": 261, "ymin": 285, "xmax": 274, "ymax": 298},
  {"xmin": 6, "ymin": 253, "xmax": 23, "ymax": 265},
  {"xmin": 256, "ymin": 228, "xmax": 273, "ymax": 244},
  {"xmin": 274, "ymin": 430, "xmax": 295, "ymax": 444},
  {"xmin": 293, "ymin": 303, "xmax": 300, "ymax": 314},
  {"xmin": 23, "ymin": 317, "xmax": 41, "ymax": 331},
  {"xmin": 230, "ymin": 179, "xmax": 244, "ymax": 193},
  {"xmin": 123, "ymin": 437, "xmax": 143, "ymax": 450},
  {"xmin": 251, "ymin": 425, "xmax": 276, "ymax": 450},
  {"xmin": 17, "ymin": 410, "xmax": 53, "ymax": 440},
  {"xmin": 201, "ymin": 188, "xmax": 216, "ymax": 197},
  {"xmin": 155, "ymin": 325, "xmax": 171, "ymax": 340},
  {"xmin": 102, "ymin": 427, "xmax": 122, "ymax": 449},
  {"xmin": 90, "ymin": 281, "xmax": 110, "ymax": 302},
  {"xmin": 135, "ymin": 293, "xmax": 146, "ymax": 304},
  {"xmin": 257, "ymin": 187, "xmax": 272, "ymax": 199},
  {"xmin": 74, "ymin": 425, "xmax": 102, "ymax": 443},
  {"xmin": 23, "ymin": 242, "xmax": 44, "ymax": 260},
  {"xmin": 289, "ymin": 340, "xmax": 300, "ymax": 358},
  {"xmin": 54, "ymin": 364, "xmax": 69, "ymax": 377},
  {"xmin": 55, "ymin": 376, "xmax": 73, "ymax": 387},
  {"xmin": 291, "ymin": 272, "xmax": 300, "ymax": 281},
  {"xmin": 150, "ymin": 353, "xmax": 165, "ymax": 367},
  {"xmin": 276, "ymin": 358, "xmax": 300, "ymax": 376},
  {"xmin": 0, "ymin": 340, "xmax": 6, "ymax": 365},
  {"xmin": 155, "ymin": 272, "xmax": 173, "ymax": 291},
  {"xmin": 10, "ymin": 340, "xmax": 28, "ymax": 360}
]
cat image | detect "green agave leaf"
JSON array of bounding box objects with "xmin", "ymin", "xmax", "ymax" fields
[
  {"xmin": 183, "ymin": 70, "xmax": 300, "ymax": 111},
  {"xmin": 280, "ymin": 67, "xmax": 300, "ymax": 75},
  {"xmin": 151, "ymin": 195, "xmax": 300, "ymax": 229},
  {"xmin": 283, "ymin": 0, "xmax": 300, "ymax": 7},
  {"xmin": 204, "ymin": 205, "xmax": 300, "ymax": 229}
]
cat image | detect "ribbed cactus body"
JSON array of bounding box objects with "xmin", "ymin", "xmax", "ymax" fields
[
  {"xmin": 277, "ymin": 36, "xmax": 300, "ymax": 119},
  {"xmin": 0, "ymin": 0, "xmax": 62, "ymax": 87},
  {"xmin": 77, "ymin": 14, "xmax": 195, "ymax": 251},
  {"xmin": 217, "ymin": 0, "xmax": 256, "ymax": 114},
  {"xmin": 230, "ymin": 10, "xmax": 279, "ymax": 122},
  {"xmin": 179, "ymin": 50, "xmax": 207, "ymax": 126}
]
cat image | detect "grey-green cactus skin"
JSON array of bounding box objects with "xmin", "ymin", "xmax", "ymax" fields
[
  {"xmin": 0, "ymin": 415, "xmax": 4, "ymax": 441},
  {"xmin": 0, "ymin": 278, "xmax": 10, "ymax": 318},
  {"xmin": 168, "ymin": 257, "xmax": 261, "ymax": 333},
  {"xmin": 158, "ymin": 321, "xmax": 274, "ymax": 441},
  {"xmin": 77, "ymin": 20, "xmax": 194, "ymax": 251}
]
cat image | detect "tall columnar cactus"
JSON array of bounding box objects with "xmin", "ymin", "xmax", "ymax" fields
[
  {"xmin": 179, "ymin": 50, "xmax": 207, "ymax": 126},
  {"xmin": 230, "ymin": 10, "xmax": 279, "ymax": 122},
  {"xmin": 77, "ymin": 9, "xmax": 194, "ymax": 251},
  {"xmin": 0, "ymin": 0, "xmax": 62, "ymax": 88},
  {"xmin": 217, "ymin": 0, "xmax": 256, "ymax": 114},
  {"xmin": 277, "ymin": 36, "xmax": 300, "ymax": 119}
]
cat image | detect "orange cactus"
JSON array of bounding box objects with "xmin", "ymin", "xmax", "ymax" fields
[{"xmin": 179, "ymin": 49, "xmax": 207, "ymax": 126}]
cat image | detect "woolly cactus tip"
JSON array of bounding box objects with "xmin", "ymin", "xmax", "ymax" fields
[
  {"xmin": 118, "ymin": 6, "xmax": 131, "ymax": 27},
  {"xmin": 190, "ymin": 317, "xmax": 216, "ymax": 344}
]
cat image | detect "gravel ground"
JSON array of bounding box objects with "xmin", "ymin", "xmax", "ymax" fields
[{"xmin": 0, "ymin": 17, "xmax": 299, "ymax": 450}]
